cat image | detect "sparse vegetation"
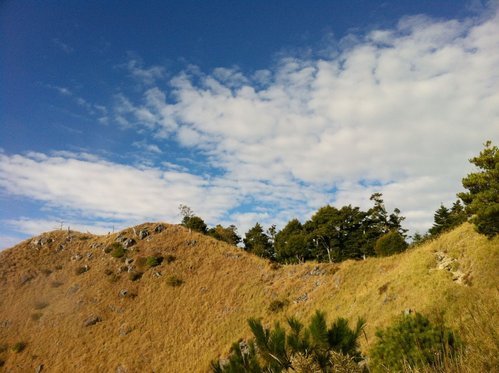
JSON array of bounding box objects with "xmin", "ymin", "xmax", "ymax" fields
[
  {"xmin": 31, "ymin": 312, "xmax": 42, "ymax": 321},
  {"xmin": 75, "ymin": 266, "xmax": 89, "ymax": 275},
  {"xmin": 212, "ymin": 310, "xmax": 365, "ymax": 372},
  {"xmin": 110, "ymin": 242, "xmax": 126, "ymax": 258},
  {"xmin": 33, "ymin": 301, "xmax": 49, "ymax": 310},
  {"xmin": 268, "ymin": 299, "xmax": 288, "ymax": 313},
  {"xmin": 166, "ymin": 275, "xmax": 183, "ymax": 287},
  {"xmin": 128, "ymin": 271, "xmax": 143, "ymax": 281},
  {"xmin": 50, "ymin": 280, "xmax": 63, "ymax": 288},
  {"xmin": 12, "ymin": 342, "xmax": 26, "ymax": 353},
  {"xmin": 369, "ymin": 312, "xmax": 460, "ymax": 372},
  {"xmin": 164, "ymin": 254, "xmax": 176, "ymax": 264},
  {"xmin": 146, "ymin": 255, "xmax": 163, "ymax": 267},
  {"xmin": 41, "ymin": 268, "xmax": 52, "ymax": 276}
]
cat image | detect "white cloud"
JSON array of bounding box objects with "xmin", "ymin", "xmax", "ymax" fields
[
  {"xmin": 0, "ymin": 153, "xmax": 239, "ymax": 226},
  {"xmin": 2, "ymin": 9, "xmax": 499, "ymax": 240},
  {"xmin": 114, "ymin": 9, "xmax": 498, "ymax": 234},
  {"xmin": 125, "ymin": 57, "xmax": 165, "ymax": 85}
]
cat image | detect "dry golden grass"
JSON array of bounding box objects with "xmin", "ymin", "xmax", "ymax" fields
[{"xmin": 0, "ymin": 222, "xmax": 497, "ymax": 372}]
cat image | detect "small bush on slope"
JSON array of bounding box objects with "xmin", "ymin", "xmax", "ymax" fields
[
  {"xmin": 369, "ymin": 312, "xmax": 460, "ymax": 372},
  {"xmin": 374, "ymin": 230, "xmax": 408, "ymax": 257},
  {"xmin": 211, "ymin": 310, "xmax": 365, "ymax": 372}
]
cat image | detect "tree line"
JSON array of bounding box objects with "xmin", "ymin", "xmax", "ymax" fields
[{"xmin": 181, "ymin": 141, "xmax": 498, "ymax": 263}]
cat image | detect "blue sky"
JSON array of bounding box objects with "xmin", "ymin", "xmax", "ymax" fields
[{"xmin": 1, "ymin": 1, "xmax": 498, "ymax": 248}]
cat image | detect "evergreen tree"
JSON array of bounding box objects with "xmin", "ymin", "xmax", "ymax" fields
[
  {"xmin": 428, "ymin": 204, "xmax": 451, "ymax": 236},
  {"xmin": 458, "ymin": 141, "xmax": 499, "ymax": 237},
  {"xmin": 274, "ymin": 219, "xmax": 309, "ymax": 263},
  {"xmin": 243, "ymin": 223, "xmax": 273, "ymax": 259},
  {"xmin": 182, "ymin": 215, "xmax": 207, "ymax": 233},
  {"xmin": 212, "ymin": 311, "xmax": 365, "ymax": 372},
  {"xmin": 208, "ymin": 224, "xmax": 241, "ymax": 246}
]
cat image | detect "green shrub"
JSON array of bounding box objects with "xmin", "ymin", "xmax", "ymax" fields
[
  {"xmin": 166, "ymin": 275, "xmax": 183, "ymax": 287},
  {"xmin": 110, "ymin": 243, "xmax": 126, "ymax": 258},
  {"xmin": 12, "ymin": 342, "xmax": 26, "ymax": 353},
  {"xmin": 374, "ymin": 230, "xmax": 408, "ymax": 257},
  {"xmin": 146, "ymin": 256, "xmax": 163, "ymax": 267},
  {"xmin": 212, "ymin": 310, "xmax": 365, "ymax": 372},
  {"xmin": 369, "ymin": 312, "xmax": 460, "ymax": 372}
]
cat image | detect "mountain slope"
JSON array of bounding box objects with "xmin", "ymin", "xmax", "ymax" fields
[{"xmin": 0, "ymin": 223, "xmax": 497, "ymax": 372}]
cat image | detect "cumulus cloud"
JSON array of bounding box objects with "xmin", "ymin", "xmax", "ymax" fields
[
  {"xmin": 0, "ymin": 152, "xmax": 239, "ymax": 228},
  {"xmin": 108, "ymin": 9, "xmax": 498, "ymax": 233},
  {"xmin": 2, "ymin": 9, "xmax": 499, "ymax": 242}
]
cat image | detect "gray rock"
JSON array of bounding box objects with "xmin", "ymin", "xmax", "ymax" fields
[
  {"xmin": 138, "ymin": 229, "xmax": 149, "ymax": 239},
  {"xmin": 123, "ymin": 238, "xmax": 136, "ymax": 248},
  {"xmin": 154, "ymin": 224, "xmax": 166, "ymax": 233},
  {"xmin": 71, "ymin": 253, "xmax": 83, "ymax": 261},
  {"xmin": 116, "ymin": 365, "xmax": 127, "ymax": 373},
  {"xmin": 119, "ymin": 323, "xmax": 133, "ymax": 336},
  {"xmin": 35, "ymin": 364, "xmax": 44, "ymax": 373},
  {"xmin": 294, "ymin": 293, "xmax": 308, "ymax": 304},
  {"xmin": 83, "ymin": 315, "xmax": 102, "ymax": 327},
  {"xmin": 118, "ymin": 289, "xmax": 129, "ymax": 298}
]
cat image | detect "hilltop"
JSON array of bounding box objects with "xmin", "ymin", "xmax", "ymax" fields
[{"xmin": 0, "ymin": 222, "xmax": 497, "ymax": 372}]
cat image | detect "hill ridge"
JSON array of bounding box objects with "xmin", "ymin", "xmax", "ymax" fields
[{"xmin": 0, "ymin": 222, "xmax": 497, "ymax": 372}]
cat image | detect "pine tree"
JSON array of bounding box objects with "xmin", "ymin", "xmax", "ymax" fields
[
  {"xmin": 243, "ymin": 223, "xmax": 273, "ymax": 259},
  {"xmin": 457, "ymin": 141, "xmax": 498, "ymax": 237}
]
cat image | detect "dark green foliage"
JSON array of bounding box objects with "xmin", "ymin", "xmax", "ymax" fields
[
  {"xmin": 243, "ymin": 223, "xmax": 273, "ymax": 259},
  {"xmin": 374, "ymin": 230, "xmax": 408, "ymax": 257},
  {"xmin": 306, "ymin": 205, "xmax": 371, "ymax": 262},
  {"xmin": 208, "ymin": 224, "xmax": 241, "ymax": 245},
  {"xmin": 182, "ymin": 215, "xmax": 208, "ymax": 233},
  {"xmin": 212, "ymin": 310, "xmax": 365, "ymax": 372},
  {"xmin": 274, "ymin": 219, "xmax": 309, "ymax": 263},
  {"xmin": 370, "ymin": 312, "xmax": 460, "ymax": 372},
  {"xmin": 457, "ymin": 141, "xmax": 498, "ymax": 237},
  {"xmin": 146, "ymin": 256, "xmax": 163, "ymax": 267},
  {"xmin": 110, "ymin": 242, "xmax": 126, "ymax": 258},
  {"xmin": 428, "ymin": 200, "xmax": 468, "ymax": 236},
  {"xmin": 12, "ymin": 342, "xmax": 26, "ymax": 353}
]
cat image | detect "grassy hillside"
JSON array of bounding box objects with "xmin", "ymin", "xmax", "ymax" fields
[{"xmin": 0, "ymin": 223, "xmax": 497, "ymax": 372}]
